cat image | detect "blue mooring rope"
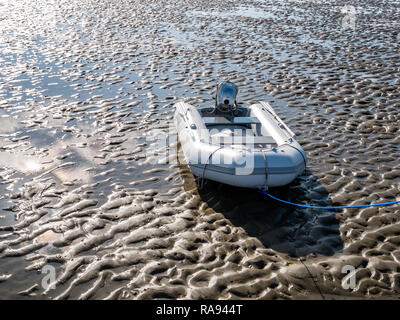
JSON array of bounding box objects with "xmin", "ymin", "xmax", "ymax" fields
[{"xmin": 259, "ymin": 190, "xmax": 400, "ymax": 210}]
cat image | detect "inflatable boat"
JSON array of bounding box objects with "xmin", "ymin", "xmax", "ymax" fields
[{"xmin": 174, "ymin": 81, "xmax": 306, "ymax": 189}]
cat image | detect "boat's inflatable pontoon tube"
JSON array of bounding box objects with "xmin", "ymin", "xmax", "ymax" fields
[{"xmin": 174, "ymin": 101, "xmax": 306, "ymax": 189}]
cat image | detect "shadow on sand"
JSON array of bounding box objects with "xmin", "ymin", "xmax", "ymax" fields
[{"xmin": 195, "ymin": 168, "xmax": 344, "ymax": 258}]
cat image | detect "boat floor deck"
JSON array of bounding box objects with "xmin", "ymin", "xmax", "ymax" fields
[{"xmin": 206, "ymin": 124, "xmax": 277, "ymax": 147}]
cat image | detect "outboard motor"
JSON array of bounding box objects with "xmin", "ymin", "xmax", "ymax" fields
[{"xmin": 215, "ymin": 81, "xmax": 238, "ymax": 114}]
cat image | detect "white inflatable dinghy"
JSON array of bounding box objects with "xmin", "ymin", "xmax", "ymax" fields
[{"xmin": 174, "ymin": 81, "xmax": 306, "ymax": 189}]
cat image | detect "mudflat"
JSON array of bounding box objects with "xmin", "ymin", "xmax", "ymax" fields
[{"xmin": 0, "ymin": 0, "xmax": 399, "ymax": 299}]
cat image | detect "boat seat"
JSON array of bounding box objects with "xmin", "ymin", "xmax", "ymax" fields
[
  {"xmin": 211, "ymin": 136, "xmax": 276, "ymax": 145},
  {"xmin": 203, "ymin": 117, "xmax": 261, "ymax": 125}
]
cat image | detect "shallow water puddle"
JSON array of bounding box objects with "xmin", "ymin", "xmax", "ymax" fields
[{"xmin": 0, "ymin": 0, "xmax": 399, "ymax": 300}]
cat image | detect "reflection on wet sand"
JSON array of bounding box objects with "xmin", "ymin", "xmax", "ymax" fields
[{"xmin": 0, "ymin": 0, "xmax": 399, "ymax": 299}]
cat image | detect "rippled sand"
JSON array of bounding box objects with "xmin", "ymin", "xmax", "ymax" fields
[{"xmin": 0, "ymin": 0, "xmax": 399, "ymax": 299}]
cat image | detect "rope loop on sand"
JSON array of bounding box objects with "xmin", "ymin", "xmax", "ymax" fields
[{"xmin": 259, "ymin": 190, "xmax": 400, "ymax": 210}]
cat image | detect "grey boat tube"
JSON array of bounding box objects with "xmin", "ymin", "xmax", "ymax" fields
[{"xmin": 174, "ymin": 101, "xmax": 306, "ymax": 189}]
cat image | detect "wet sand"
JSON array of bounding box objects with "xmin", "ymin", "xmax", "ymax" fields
[{"xmin": 0, "ymin": 0, "xmax": 399, "ymax": 299}]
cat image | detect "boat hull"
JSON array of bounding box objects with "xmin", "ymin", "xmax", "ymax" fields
[{"xmin": 174, "ymin": 101, "xmax": 306, "ymax": 189}]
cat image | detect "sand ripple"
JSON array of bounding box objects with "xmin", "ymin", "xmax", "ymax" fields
[{"xmin": 0, "ymin": 0, "xmax": 399, "ymax": 299}]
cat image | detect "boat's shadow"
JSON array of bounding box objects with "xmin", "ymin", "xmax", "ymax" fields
[{"xmin": 195, "ymin": 169, "xmax": 344, "ymax": 258}]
